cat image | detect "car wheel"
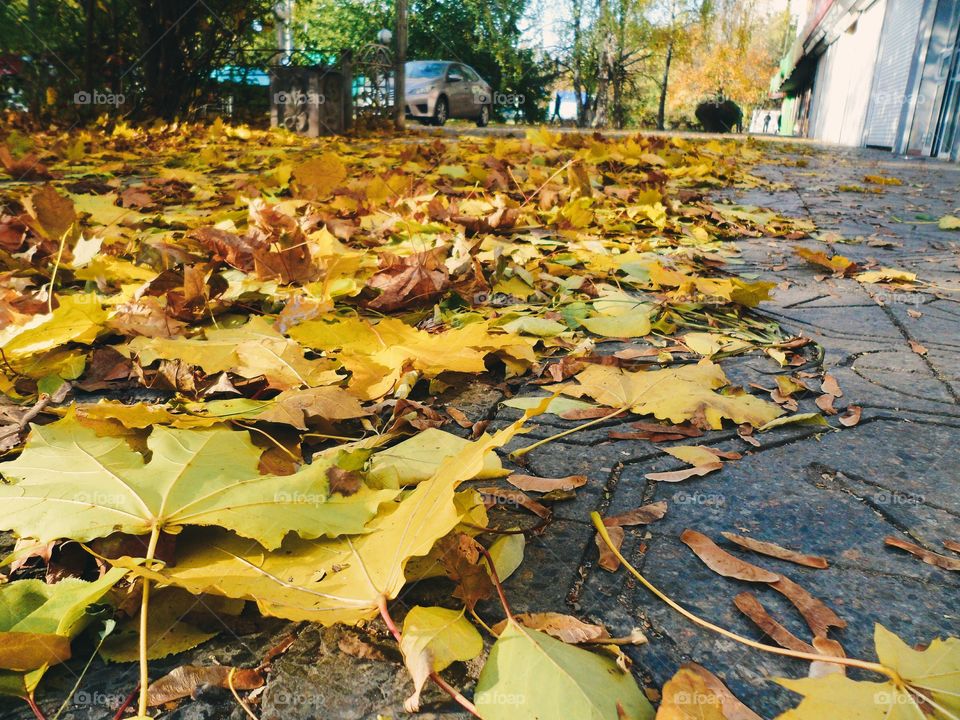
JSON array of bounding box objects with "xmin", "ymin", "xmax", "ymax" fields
[
  {"xmin": 433, "ymin": 96, "xmax": 448, "ymax": 126},
  {"xmin": 476, "ymin": 104, "xmax": 490, "ymax": 127}
]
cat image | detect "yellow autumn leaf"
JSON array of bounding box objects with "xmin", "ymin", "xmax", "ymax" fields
[{"xmin": 557, "ymin": 361, "xmax": 783, "ymax": 429}]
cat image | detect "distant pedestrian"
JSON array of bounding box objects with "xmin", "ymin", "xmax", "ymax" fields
[
  {"xmin": 551, "ymin": 92, "xmax": 562, "ymax": 123},
  {"xmin": 763, "ymin": 112, "xmax": 771, "ymax": 134}
]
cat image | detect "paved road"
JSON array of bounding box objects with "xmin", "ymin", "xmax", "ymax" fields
[{"xmin": 5, "ymin": 138, "xmax": 958, "ymax": 720}]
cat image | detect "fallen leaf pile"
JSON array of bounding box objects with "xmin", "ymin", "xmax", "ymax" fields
[{"xmin": 0, "ymin": 122, "xmax": 954, "ymax": 719}]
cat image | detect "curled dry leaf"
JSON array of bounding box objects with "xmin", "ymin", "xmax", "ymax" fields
[
  {"xmin": 908, "ymin": 340, "xmax": 928, "ymax": 356},
  {"xmin": 680, "ymin": 530, "xmax": 780, "ymax": 583},
  {"xmin": 478, "ymin": 487, "xmax": 552, "ymax": 519},
  {"xmin": 720, "ymin": 532, "xmax": 829, "ymax": 569},
  {"xmin": 491, "ymin": 612, "xmax": 611, "ymax": 645},
  {"xmin": 645, "ymin": 463, "xmax": 723, "ymax": 482},
  {"xmin": 815, "ymin": 394, "xmax": 836, "ymax": 415},
  {"xmin": 838, "ymin": 405, "xmax": 861, "ymax": 427},
  {"xmin": 147, "ymin": 664, "xmax": 264, "ymax": 705},
  {"xmin": 885, "ymin": 536, "xmax": 960, "ymax": 571},
  {"xmin": 603, "ymin": 501, "xmax": 668, "ymax": 527},
  {"xmin": 733, "ymin": 592, "xmax": 816, "ymax": 653},
  {"xmin": 808, "ymin": 636, "xmax": 846, "ymax": 679},
  {"xmin": 820, "ymin": 374, "xmax": 842, "ymax": 398},
  {"xmin": 596, "ymin": 526, "xmax": 625, "ymax": 572},
  {"xmin": 770, "ymin": 576, "xmax": 847, "ymax": 636},
  {"xmin": 506, "ymin": 474, "xmax": 587, "ymax": 493},
  {"xmin": 446, "ymin": 406, "xmax": 473, "ymax": 428}
]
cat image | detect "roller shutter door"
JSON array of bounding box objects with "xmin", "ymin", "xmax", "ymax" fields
[{"xmin": 864, "ymin": 0, "xmax": 923, "ymax": 148}]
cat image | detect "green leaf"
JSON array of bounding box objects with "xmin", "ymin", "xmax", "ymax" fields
[
  {"xmin": 487, "ymin": 533, "xmax": 525, "ymax": 582},
  {"xmin": 938, "ymin": 214, "xmax": 960, "ymax": 230},
  {"xmin": 0, "ymin": 295, "xmax": 106, "ymax": 359},
  {"xmin": 0, "ymin": 417, "xmax": 396, "ymax": 548},
  {"xmin": 0, "ymin": 568, "xmax": 124, "ymax": 698},
  {"xmin": 114, "ymin": 420, "xmax": 529, "ymax": 625},
  {"xmin": 474, "ymin": 620, "xmax": 654, "ymax": 720},
  {"xmin": 579, "ymin": 310, "xmax": 651, "ymax": 338},
  {"xmin": 399, "ymin": 606, "xmax": 483, "ymax": 711}
]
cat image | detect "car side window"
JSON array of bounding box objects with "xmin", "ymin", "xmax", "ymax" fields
[
  {"xmin": 447, "ymin": 65, "xmax": 464, "ymax": 82},
  {"xmin": 463, "ymin": 66, "xmax": 480, "ymax": 82}
]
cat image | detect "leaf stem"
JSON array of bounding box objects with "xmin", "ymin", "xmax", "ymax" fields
[
  {"xmin": 476, "ymin": 544, "xmax": 514, "ymax": 621},
  {"xmin": 25, "ymin": 695, "xmax": 47, "ymax": 720},
  {"xmin": 110, "ymin": 685, "xmax": 138, "ymax": 720},
  {"xmin": 137, "ymin": 524, "xmax": 162, "ymax": 718},
  {"xmin": 46, "ymin": 226, "xmax": 72, "ymax": 314},
  {"xmin": 376, "ymin": 596, "xmax": 481, "ymax": 718},
  {"xmin": 227, "ymin": 668, "xmax": 259, "ymax": 720},
  {"xmin": 590, "ymin": 513, "xmax": 901, "ymax": 682},
  {"xmin": 509, "ymin": 408, "xmax": 626, "ymax": 460}
]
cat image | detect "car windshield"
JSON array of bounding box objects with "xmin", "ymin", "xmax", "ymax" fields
[{"xmin": 406, "ymin": 62, "xmax": 446, "ymax": 79}]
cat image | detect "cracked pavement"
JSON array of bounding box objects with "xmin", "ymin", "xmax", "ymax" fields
[{"xmin": 3, "ymin": 140, "xmax": 958, "ymax": 720}]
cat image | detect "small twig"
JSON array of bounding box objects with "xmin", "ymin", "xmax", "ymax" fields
[
  {"xmin": 227, "ymin": 668, "xmax": 259, "ymax": 720},
  {"xmin": 518, "ymin": 159, "xmax": 574, "ymax": 209},
  {"xmin": 377, "ymin": 596, "xmax": 481, "ymax": 718},
  {"xmin": 509, "ymin": 407, "xmax": 627, "ymax": 460},
  {"xmin": 18, "ymin": 393, "xmax": 51, "ymax": 430}
]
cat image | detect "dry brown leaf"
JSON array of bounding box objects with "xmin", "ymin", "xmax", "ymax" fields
[
  {"xmin": 944, "ymin": 539, "xmax": 960, "ymax": 555},
  {"xmin": 645, "ymin": 463, "xmax": 723, "ymax": 482},
  {"xmin": 680, "ymin": 530, "xmax": 780, "ymax": 582},
  {"xmin": 885, "ymin": 536, "xmax": 960, "ymax": 571},
  {"xmin": 596, "ymin": 526, "xmax": 625, "ymax": 572},
  {"xmin": 678, "ymin": 663, "xmax": 763, "ymax": 720},
  {"xmin": 820, "ymin": 374, "xmax": 842, "ymax": 398},
  {"xmin": 908, "ymin": 340, "xmax": 928, "ymax": 356},
  {"xmin": 365, "ymin": 248, "xmax": 450, "ymax": 312},
  {"xmin": 809, "ymin": 636, "xmax": 846, "ymax": 679},
  {"xmin": 477, "ymin": 487, "xmax": 552, "ymax": 519},
  {"xmin": 720, "ymin": 532, "xmax": 828, "ymax": 569},
  {"xmin": 447, "ymin": 406, "xmax": 473, "ymax": 428},
  {"xmin": 838, "ymin": 405, "xmax": 861, "ymax": 427},
  {"xmin": 491, "ymin": 612, "xmax": 610, "ymax": 644},
  {"xmin": 733, "ymin": 592, "xmax": 815, "ymax": 653},
  {"xmin": 770, "ymin": 576, "xmax": 847, "ymax": 636},
  {"xmin": 147, "ymin": 664, "xmax": 263, "ymax": 705},
  {"xmin": 437, "ymin": 533, "xmax": 495, "ymax": 611},
  {"xmin": 24, "ymin": 185, "xmax": 76, "ymax": 241},
  {"xmin": 815, "ymin": 394, "xmax": 837, "ymax": 415},
  {"xmin": 603, "ymin": 501, "xmax": 668, "ymax": 527},
  {"xmin": 338, "ymin": 632, "xmax": 386, "ymax": 661},
  {"xmin": 506, "ymin": 474, "xmax": 587, "ymax": 493}
]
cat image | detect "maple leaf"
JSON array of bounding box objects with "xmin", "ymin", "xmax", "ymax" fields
[
  {"xmin": 776, "ymin": 625, "xmax": 960, "ymax": 719},
  {"xmin": 114, "ymin": 417, "xmax": 530, "ymax": 624},
  {"xmin": 0, "ymin": 417, "xmax": 396, "ymax": 548},
  {"xmin": 365, "ymin": 248, "xmax": 450, "ymax": 312},
  {"xmin": 557, "ymin": 361, "xmax": 783, "ymax": 429}
]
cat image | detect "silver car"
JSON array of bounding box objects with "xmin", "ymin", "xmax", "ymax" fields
[{"xmin": 405, "ymin": 61, "xmax": 492, "ymax": 127}]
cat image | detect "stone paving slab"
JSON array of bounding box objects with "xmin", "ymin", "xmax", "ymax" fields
[{"xmin": 3, "ymin": 140, "xmax": 959, "ymax": 720}]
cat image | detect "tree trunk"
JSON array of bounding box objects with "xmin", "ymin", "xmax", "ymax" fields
[
  {"xmin": 657, "ymin": 39, "xmax": 672, "ymax": 130},
  {"xmin": 84, "ymin": 0, "xmax": 96, "ymax": 96},
  {"xmin": 394, "ymin": 0, "xmax": 407, "ymax": 130}
]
